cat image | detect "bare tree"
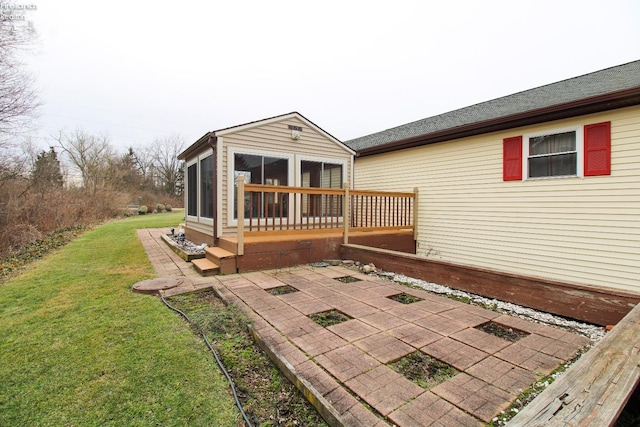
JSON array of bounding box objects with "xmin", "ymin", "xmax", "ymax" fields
[
  {"xmin": 148, "ymin": 134, "xmax": 185, "ymax": 197},
  {"xmin": 0, "ymin": 9, "xmax": 39, "ymax": 144},
  {"xmin": 55, "ymin": 129, "xmax": 114, "ymax": 194}
]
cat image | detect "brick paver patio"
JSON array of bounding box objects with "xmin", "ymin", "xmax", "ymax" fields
[{"xmin": 138, "ymin": 228, "xmax": 591, "ymax": 426}]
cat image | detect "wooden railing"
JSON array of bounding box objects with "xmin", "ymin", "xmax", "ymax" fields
[{"xmin": 236, "ymin": 176, "xmax": 416, "ymax": 255}]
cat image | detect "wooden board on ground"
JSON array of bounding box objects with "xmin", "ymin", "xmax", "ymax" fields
[{"xmin": 509, "ymin": 302, "xmax": 640, "ymax": 426}]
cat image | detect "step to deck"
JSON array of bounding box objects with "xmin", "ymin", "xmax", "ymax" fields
[
  {"xmin": 191, "ymin": 258, "xmax": 220, "ymax": 276},
  {"xmin": 204, "ymin": 247, "xmax": 237, "ymax": 274},
  {"xmin": 205, "ymin": 246, "xmax": 236, "ymax": 260}
]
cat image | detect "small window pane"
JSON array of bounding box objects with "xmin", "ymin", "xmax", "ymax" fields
[
  {"xmin": 529, "ymin": 153, "xmax": 577, "ymax": 178},
  {"xmin": 200, "ymin": 156, "xmax": 213, "ymax": 218},
  {"xmin": 529, "ymin": 131, "xmax": 576, "ymax": 155}
]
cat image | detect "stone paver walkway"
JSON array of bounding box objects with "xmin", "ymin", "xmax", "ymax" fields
[{"xmin": 137, "ymin": 228, "xmax": 590, "ymax": 426}]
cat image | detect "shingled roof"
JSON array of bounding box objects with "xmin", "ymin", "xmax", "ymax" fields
[{"xmin": 346, "ymin": 60, "xmax": 640, "ymax": 156}]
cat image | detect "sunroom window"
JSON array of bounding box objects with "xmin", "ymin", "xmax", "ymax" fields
[
  {"xmin": 233, "ymin": 153, "xmax": 288, "ymax": 219},
  {"xmin": 528, "ymin": 131, "xmax": 577, "ymax": 178},
  {"xmin": 187, "ymin": 163, "xmax": 197, "ymax": 217},
  {"xmin": 200, "ymin": 155, "xmax": 213, "ymax": 218},
  {"xmin": 301, "ymin": 161, "xmax": 343, "ymax": 217}
]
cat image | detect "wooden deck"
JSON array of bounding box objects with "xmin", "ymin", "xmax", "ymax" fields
[
  {"xmin": 509, "ymin": 301, "xmax": 640, "ymax": 426},
  {"xmin": 221, "ymin": 229, "xmax": 415, "ymax": 272}
]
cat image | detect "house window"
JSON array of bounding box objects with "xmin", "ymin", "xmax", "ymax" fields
[
  {"xmin": 187, "ymin": 163, "xmax": 197, "ymax": 217},
  {"xmin": 200, "ymin": 155, "xmax": 213, "ymax": 218},
  {"xmin": 503, "ymin": 121, "xmax": 611, "ymax": 181},
  {"xmin": 527, "ymin": 131, "xmax": 577, "ymax": 178},
  {"xmin": 233, "ymin": 153, "xmax": 288, "ymax": 219}
]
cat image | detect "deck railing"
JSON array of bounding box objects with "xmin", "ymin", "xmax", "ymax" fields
[{"xmin": 236, "ymin": 176, "xmax": 416, "ymax": 255}]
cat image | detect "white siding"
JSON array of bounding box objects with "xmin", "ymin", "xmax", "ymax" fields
[
  {"xmin": 354, "ymin": 106, "xmax": 640, "ymax": 294},
  {"xmin": 221, "ymin": 116, "xmax": 353, "ymax": 235}
]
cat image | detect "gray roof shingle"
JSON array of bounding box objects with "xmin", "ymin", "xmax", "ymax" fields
[{"xmin": 346, "ymin": 60, "xmax": 640, "ymax": 151}]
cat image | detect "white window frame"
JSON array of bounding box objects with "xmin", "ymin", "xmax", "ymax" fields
[
  {"xmin": 185, "ymin": 149, "xmax": 214, "ymax": 226},
  {"xmin": 523, "ymin": 125, "xmax": 583, "ymax": 180},
  {"xmin": 227, "ymin": 147, "xmax": 294, "ymax": 227}
]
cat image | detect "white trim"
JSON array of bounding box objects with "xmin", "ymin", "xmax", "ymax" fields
[
  {"xmin": 216, "ymin": 136, "xmax": 224, "ymax": 238},
  {"xmin": 227, "ymin": 147, "xmax": 294, "ymax": 228},
  {"xmin": 522, "ymin": 125, "xmax": 584, "ymax": 180}
]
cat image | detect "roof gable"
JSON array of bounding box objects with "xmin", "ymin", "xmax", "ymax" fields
[
  {"xmin": 346, "ymin": 60, "xmax": 640, "ymax": 155},
  {"xmin": 179, "ymin": 112, "xmax": 354, "ymax": 160}
]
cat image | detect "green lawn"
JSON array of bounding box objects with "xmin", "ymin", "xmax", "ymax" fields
[{"xmin": 0, "ymin": 213, "xmax": 240, "ymax": 426}]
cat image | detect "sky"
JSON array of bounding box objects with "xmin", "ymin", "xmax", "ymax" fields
[{"xmin": 15, "ymin": 0, "xmax": 640, "ymax": 152}]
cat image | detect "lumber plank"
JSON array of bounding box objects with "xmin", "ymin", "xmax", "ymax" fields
[{"xmin": 509, "ymin": 303, "xmax": 640, "ymax": 426}]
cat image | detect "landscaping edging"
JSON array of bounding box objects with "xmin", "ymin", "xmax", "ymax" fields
[{"xmin": 160, "ymin": 234, "xmax": 205, "ymax": 262}]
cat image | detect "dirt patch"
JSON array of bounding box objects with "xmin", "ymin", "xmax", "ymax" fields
[
  {"xmin": 267, "ymin": 285, "xmax": 299, "ymax": 296},
  {"xmin": 309, "ymin": 309, "xmax": 353, "ymax": 327},
  {"xmin": 388, "ymin": 351, "xmax": 459, "ymax": 389},
  {"xmin": 475, "ymin": 321, "xmax": 530, "ymax": 342},
  {"xmin": 335, "ymin": 276, "xmax": 361, "ymax": 283},
  {"xmin": 388, "ymin": 292, "xmax": 424, "ymax": 304}
]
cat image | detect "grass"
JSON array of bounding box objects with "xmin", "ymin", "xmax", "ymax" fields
[
  {"xmin": 0, "ymin": 212, "xmax": 241, "ymax": 426},
  {"xmin": 167, "ymin": 290, "xmax": 327, "ymax": 426}
]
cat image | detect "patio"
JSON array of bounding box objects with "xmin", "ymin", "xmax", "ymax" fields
[{"xmin": 137, "ymin": 227, "xmax": 590, "ymax": 426}]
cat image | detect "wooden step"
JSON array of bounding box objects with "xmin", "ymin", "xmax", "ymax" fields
[
  {"xmin": 191, "ymin": 258, "xmax": 220, "ymax": 276},
  {"xmin": 217, "ymin": 238, "xmax": 237, "ymax": 254},
  {"xmin": 205, "ymin": 246, "xmax": 236, "ymax": 260},
  {"xmin": 204, "ymin": 247, "xmax": 237, "ymax": 275}
]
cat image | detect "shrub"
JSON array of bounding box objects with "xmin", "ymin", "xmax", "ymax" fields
[
  {"xmin": 156, "ymin": 203, "xmax": 165, "ymax": 213},
  {"xmin": 138, "ymin": 205, "xmax": 148, "ymax": 215},
  {"xmin": 165, "ymin": 204, "xmax": 172, "ymax": 212}
]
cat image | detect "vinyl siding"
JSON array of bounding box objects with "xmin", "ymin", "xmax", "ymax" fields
[
  {"xmin": 354, "ymin": 106, "xmax": 640, "ymax": 294},
  {"xmin": 220, "ymin": 116, "xmax": 353, "ymax": 236}
]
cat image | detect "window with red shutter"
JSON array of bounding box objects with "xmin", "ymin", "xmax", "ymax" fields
[
  {"xmin": 584, "ymin": 122, "xmax": 611, "ymax": 176},
  {"xmin": 503, "ymin": 136, "xmax": 522, "ymax": 181}
]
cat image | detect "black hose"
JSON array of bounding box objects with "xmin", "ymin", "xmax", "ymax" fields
[{"xmin": 160, "ymin": 293, "xmax": 254, "ymax": 427}]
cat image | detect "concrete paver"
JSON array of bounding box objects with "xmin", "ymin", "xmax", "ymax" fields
[{"xmin": 138, "ymin": 228, "xmax": 593, "ymax": 426}]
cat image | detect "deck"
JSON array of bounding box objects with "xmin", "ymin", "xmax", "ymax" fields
[{"xmin": 189, "ymin": 181, "xmax": 417, "ymax": 275}]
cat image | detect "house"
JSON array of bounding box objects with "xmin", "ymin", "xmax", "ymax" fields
[
  {"xmin": 344, "ymin": 60, "xmax": 640, "ymax": 324},
  {"xmin": 177, "ymin": 112, "xmax": 416, "ymax": 274}
]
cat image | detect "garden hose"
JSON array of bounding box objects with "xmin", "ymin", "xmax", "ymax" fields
[{"xmin": 160, "ymin": 294, "xmax": 254, "ymax": 427}]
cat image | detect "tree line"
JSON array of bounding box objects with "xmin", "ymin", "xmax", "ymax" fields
[{"xmin": 0, "ymin": 10, "xmax": 185, "ymax": 258}]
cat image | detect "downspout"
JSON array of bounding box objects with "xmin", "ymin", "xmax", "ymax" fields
[{"xmin": 207, "ymin": 134, "xmax": 218, "ymax": 242}]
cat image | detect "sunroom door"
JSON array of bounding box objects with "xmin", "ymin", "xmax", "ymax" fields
[{"xmin": 300, "ymin": 161, "xmax": 343, "ymax": 223}]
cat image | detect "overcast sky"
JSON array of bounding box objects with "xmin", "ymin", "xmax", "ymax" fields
[{"xmin": 20, "ymin": 0, "xmax": 640, "ymax": 152}]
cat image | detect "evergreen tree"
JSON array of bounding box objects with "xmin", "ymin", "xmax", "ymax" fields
[{"xmin": 31, "ymin": 147, "xmax": 63, "ymax": 191}]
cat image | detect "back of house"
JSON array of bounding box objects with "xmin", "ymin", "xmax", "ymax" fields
[{"xmin": 346, "ymin": 60, "xmax": 640, "ymax": 301}]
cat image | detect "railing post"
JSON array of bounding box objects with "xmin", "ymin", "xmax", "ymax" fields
[
  {"xmin": 413, "ymin": 187, "xmax": 419, "ymax": 240},
  {"xmin": 237, "ymin": 175, "xmax": 245, "ymax": 256},
  {"xmin": 343, "ymin": 183, "xmax": 350, "ymax": 245}
]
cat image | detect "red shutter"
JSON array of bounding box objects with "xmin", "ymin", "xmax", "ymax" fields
[
  {"xmin": 584, "ymin": 122, "xmax": 611, "ymax": 176},
  {"xmin": 503, "ymin": 136, "xmax": 522, "ymax": 181}
]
